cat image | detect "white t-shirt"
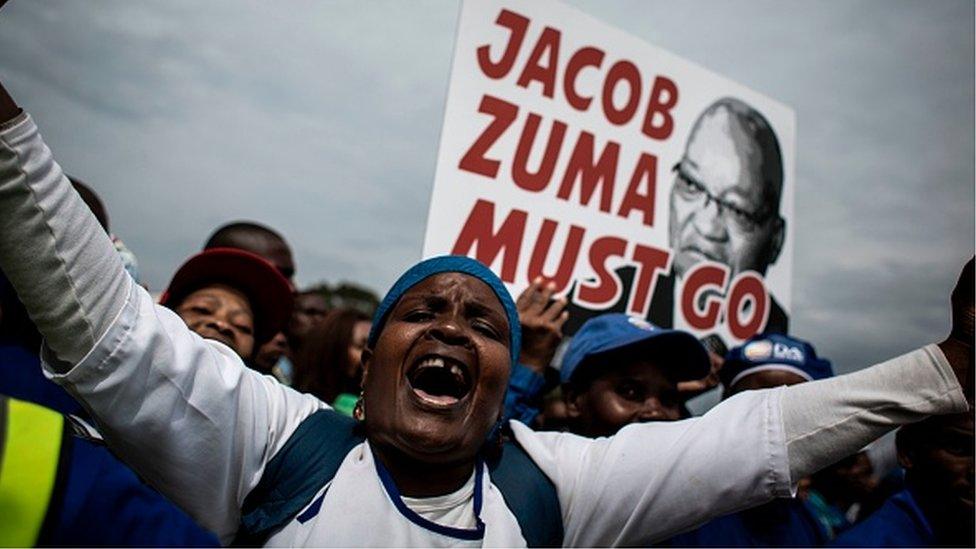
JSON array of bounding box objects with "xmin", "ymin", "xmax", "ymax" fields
[
  {"xmin": 268, "ymin": 444, "xmax": 523, "ymax": 547},
  {"xmin": 402, "ymin": 470, "xmax": 478, "ymax": 530}
]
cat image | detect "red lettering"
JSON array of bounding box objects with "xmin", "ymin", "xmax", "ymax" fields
[
  {"xmin": 680, "ymin": 263, "xmax": 729, "ymax": 330},
  {"xmin": 451, "ymin": 200, "xmax": 526, "ymax": 282},
  {"xmin": 627, "ymin": 245, "xmax": 671, "ymax": 316},
  {"xmin": 458, "ymin": 95, "xmax": 518, "ymax": 178},
  {"xmin": 556, "ymin": 131, "xmax": 619, "ymax": 212},
  {"xmin": 563, "ymin": 46, "xmax": 605, "ymax": 111},
  {"xmin": 512, "ymin": 114, "xmax": 567, "ymax": 192},
  {"xmin": 576, "ymin": 236, "xmax": 627, "ymax": 307},
  {"xmin": 641, "ymin": 76, "xmax": 679, "ymax": 140},
  {"xmin": 527, "ymin": 220, "xmax": 585, "ymax": 293},
  {"xmin": 516, "ymin": 27, "xmax": 561, "ymax": 98},
  {"xmin": 726, "ymin": 272, "xmax": 770, "ymax": 340},
  {"xmin": 617, "ymin": 153, "xmax": 657, "ymax": 227},
  {"xmin": 477, "ymin": 9, "xmax": 530, "ymax": 79},
  {"xmin": 601, "ymin": 60, "xmax": 642, "ymax": 125}
]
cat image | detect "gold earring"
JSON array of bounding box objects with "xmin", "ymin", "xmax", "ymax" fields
[{"xmin": 353, "ymin": 391, "xmax": 365, "ymax": 421}]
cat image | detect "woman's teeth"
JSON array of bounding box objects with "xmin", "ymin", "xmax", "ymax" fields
[{"xmin": 409, "ymin": 355, "xmax": 471, "ymax": 404}]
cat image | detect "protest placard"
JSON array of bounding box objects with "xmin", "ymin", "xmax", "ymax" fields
[{"xmin": 424, "ymin": 0, "xmax": 795, "ymax": 346}]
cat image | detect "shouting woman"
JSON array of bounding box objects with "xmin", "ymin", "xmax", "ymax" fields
[{"xmin": 0, "ymin": 72, "xmax": 970, "ymax": 546}]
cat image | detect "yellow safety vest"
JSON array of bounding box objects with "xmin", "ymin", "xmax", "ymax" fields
[{"xmin": 0, "ymin": 397, "xmax": 64, "ymax": 547}]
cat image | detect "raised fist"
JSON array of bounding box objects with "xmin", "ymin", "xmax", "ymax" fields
[{"xmin": 939, "ymin": 257, "xmax": 974, "ymax": 403}]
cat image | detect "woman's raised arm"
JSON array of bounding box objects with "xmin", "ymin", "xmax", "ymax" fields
[
  {"xmin": 0, "ymin": 84, "xmax": 128, "ymax": 366},
  {"xmin": 513, "ymin": 342, "xmax": 967, "ymax": 546},
  {"xmin": 512, "ymin": 261, "xmax": 972, "ymax": 547},
  {"xmin": 0, "ymin": 83, "xmax": 324, "ymax": 543}
]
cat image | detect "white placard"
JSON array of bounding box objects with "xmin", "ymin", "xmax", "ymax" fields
[{"xmin": 424, "ymin": 0, "xmax": 795, "ymax": 346}]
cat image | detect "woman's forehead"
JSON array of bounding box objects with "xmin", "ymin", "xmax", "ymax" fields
[
  {"xmin": 399, "ymin": 273, "xmax": 505, "ymax": 312},
  {"xmin": 368, "ymin": 263, "xmax": 521, "ymax": 358},
  {"xmin": 184, "ymin": 284, "xmax": 253, "ymax": 314}
]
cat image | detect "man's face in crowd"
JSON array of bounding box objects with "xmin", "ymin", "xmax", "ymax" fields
[
  {"xmin": 668, "ymin": 106, "xmax": 784, "ymax": 279},
  {"xmin": 175, "ymin": 283, "xmax": 255, "ymax": 358},
  {"xmin": 227, "ymin": 233, "xmax": 295, "ymax": 283},
  {"xmin": 900, "ymin": 412, "xmax": 974, "ymax": 541},
  {"xmin": 566, "ymin": 347, "xmax": 683, "ymax": 438},
  {"xmin": 289, "ymin": 292, "xmax": 330, "ymax": 343},
  {"xmin": 261, "ymin": 240, "xmax": 295, "ymax": 283},
  {"xmin": 362, "ymin": 273, "xmax": 511, "ymax": 466}
]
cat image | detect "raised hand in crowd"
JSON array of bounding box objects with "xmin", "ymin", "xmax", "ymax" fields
[
  {"xmin": 676, "ymin": 334, "xmax": 726, "ymax": 398},
  {"xmin": 515, "ymin": 276, "xmax": 568, "ymax": 373}
]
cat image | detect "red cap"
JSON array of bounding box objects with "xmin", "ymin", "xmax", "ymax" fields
[{"xmin": 159, "ymin": 248, "xmax": 293, "ymax": 344}]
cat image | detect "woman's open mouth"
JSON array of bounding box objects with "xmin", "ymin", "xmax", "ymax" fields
[{"xmin": 407, "ymin": 355, "xmax": 472, "ymax": 407}]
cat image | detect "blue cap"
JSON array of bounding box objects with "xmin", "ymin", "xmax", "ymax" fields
[
  {"xmin": 720, "ymin": 333, "xmax": 834, "ymax": 389},
  {"xmin": 367, "ymin": 256, "xmax": 521, "ymax": 366},
  {"xmin": 560, "ymin": 313, "xmax": 710, "ymax": 385}
]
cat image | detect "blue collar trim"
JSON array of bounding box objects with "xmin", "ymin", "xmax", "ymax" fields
[{"xmin": 373, "ymin": 453, "xmax": 486, "ymax": 540}]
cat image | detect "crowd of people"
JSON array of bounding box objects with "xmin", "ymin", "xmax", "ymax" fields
[{"xmin": 0, "ymin": 44, "xmax": 973, "ymax": 548}]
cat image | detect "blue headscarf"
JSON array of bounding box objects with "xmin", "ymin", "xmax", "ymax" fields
[{"xmin": 367, "ymin": 256, "xmax": 521, "ymax": 366}]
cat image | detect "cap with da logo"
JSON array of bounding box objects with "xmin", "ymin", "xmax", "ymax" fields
[
  {"xmin": 561, "ymin": 313, "xmax": 710, "ymax": 385},
  {"xmin": 720, "ymin": 333, "xmax": 834, "ymax": 390}
]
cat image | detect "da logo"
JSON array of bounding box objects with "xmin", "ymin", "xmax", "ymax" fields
[
  {"xmin": 773, "ymin": 343, "xmax": 805, "ymax": 362},
  {"xmin": 627, "ymin": 316, "xmax": 655, "ymax": 331},
  {"xmin": 743, "ymin": 340, "xmax": 773, "ymax": 361}
]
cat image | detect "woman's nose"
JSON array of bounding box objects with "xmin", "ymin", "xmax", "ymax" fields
[
  {"xmin": 637, "ymin": 399, "xmax": 666, "ymax": 421},
  {"xmin": 428, "ymin": 315, "xmax": 471, "ymax": 346},
  {"xmin": 207, "ymin": 317, "xmax": 233, "ymax": 336}
]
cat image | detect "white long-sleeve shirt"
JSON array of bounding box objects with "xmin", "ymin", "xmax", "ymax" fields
[{"xmin": 0, "ymin": 113, "xmax": 967, "ymax": 547}]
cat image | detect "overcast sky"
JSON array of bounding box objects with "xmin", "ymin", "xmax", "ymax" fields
[{"xmin": 0, "ymin": 0, "xmax": 972, "ymax": 373}]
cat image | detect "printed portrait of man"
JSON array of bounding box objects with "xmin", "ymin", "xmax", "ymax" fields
[
  {"xmin": 662, "ymin": 97, "xmax": 789, "ymax": 332},
  {"xmin": 566, "ymin": 97, "xmax": 789, "ymax": 339},
  {"xmin": 668, "ymin": 97, "xmax": 785, "ymax": 282}
]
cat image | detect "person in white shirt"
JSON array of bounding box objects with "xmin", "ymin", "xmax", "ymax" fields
[{"xmin": 0, "ymin": 68, "xmax": 971, "ymax": 547}]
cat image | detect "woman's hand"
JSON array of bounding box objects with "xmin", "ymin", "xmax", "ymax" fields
[
  {"xmin": 938, "ymin": 257, "xmax": 974, "ymax": 403},
  {"xmin": 0, "ymin": 79, "xmax": 19, "ymax": 123},
  {"xmin": 677, "ymin": 349, "xmax": 723, "ymax": 398},
  {"xmin": 516, "ymin": 277, "xmax": 568, "ymax": 374}
]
